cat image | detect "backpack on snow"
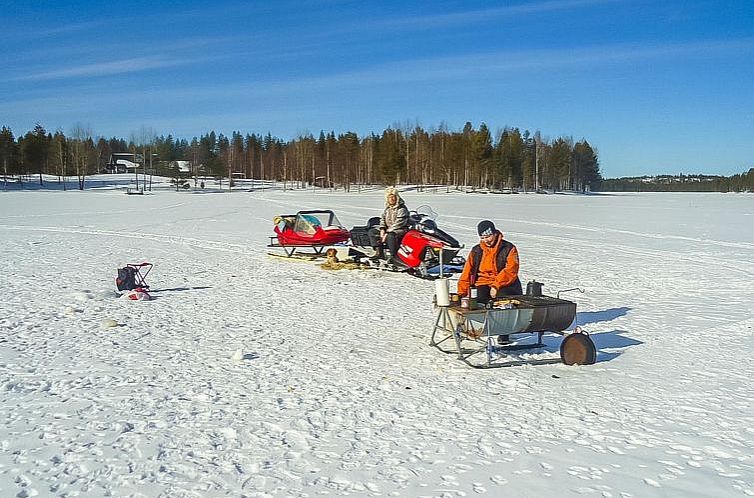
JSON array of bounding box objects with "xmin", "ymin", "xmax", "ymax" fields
[
  {"xmin": 116, "ymin": 266, "xmax": 138, "ymax": 291},
  {"xmin": 115, "ymin": 262, "xmax": 153, "ymax": 296}
]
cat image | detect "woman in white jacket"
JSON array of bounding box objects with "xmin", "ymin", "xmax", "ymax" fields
[{"xmin": 373, "ymin": 187, "xmax": 410, "ymax": 263}]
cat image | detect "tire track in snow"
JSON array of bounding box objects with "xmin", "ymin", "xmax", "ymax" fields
[
  {"xmin": 0, "ymin": 224, "xmax": 262, "ymax": 256},
  {"xmin": 254, "ymin": 193, "xmax": 381, "ymax": 222},
  {"xmin": 442, "ymin": 213, "xmax": 754, "ymax": 251},
  {"xmin": 0, "ymin": 201, "xmax": 191, "ymax": 219},
  {"xmin": 257, "ymin": 191, "xmax": 754, "ymax": 262},
  {"xmin": 261, "ymin": 192, "xmax": 754, "ymax": 251},
  {"xmin": 437, "ymin": 218, "xmax": 754, "ymax": 279},
  {"xmin": 249, "ymin": 194, "xmax": 754, "ymax": 280}
]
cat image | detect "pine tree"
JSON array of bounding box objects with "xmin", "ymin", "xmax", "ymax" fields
[
  {"xmin": 95, "ymin": 137, "xmax": 111, "ymax": 174},
  {"xmin": 0, "ymin": 126, "xmax": 18, "ymax": 187},
  {"xmin": 51, "ymin": 131, "xmax": 68, "ymax": 189},
  {"xmin": 549, "ymin": 138, "xmax": 573, "ymax": 191},
  {"xmin": 572, "ymin": 140, "xmax": 601, "ymax": 191},
  {"xmin": 376, "ymin": 128, "xmax": 405, "ymax": 185},
  {"xmin": 495, "ymin": 127, "xmax": 523, "ymax": 189},
  {"xmin": 20, "ymin": 124, "xmax": 49, "ymax": 186},
  {"xmin": 473, "ymin": 123, "xmax": 493, "ymax": 188},
  {"xmin": 521, "ymin": 130, "xmax": 535, "ymax": 192}
]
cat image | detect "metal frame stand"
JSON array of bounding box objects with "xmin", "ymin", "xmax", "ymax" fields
[
  {"xmin": 267, "ymin": 236, "xmax": 329, "ymax": 257},
  {"xmin": 430, "ymin": 305, "xmax": 556, "ymax": 369}
]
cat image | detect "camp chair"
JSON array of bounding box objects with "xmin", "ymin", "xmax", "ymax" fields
[{"xmin": 116, "ymin": 262, "xmax": 153, "ymax": 291}]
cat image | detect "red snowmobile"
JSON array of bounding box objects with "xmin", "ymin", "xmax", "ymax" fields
[{"xmin": 348, "ymin": 205, "xmax": 465, "ymax": 278}]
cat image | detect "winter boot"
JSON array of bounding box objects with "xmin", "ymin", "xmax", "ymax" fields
[
  {"xmin": 370, "ymin": 247, "xmax": 384, "ymax": 262},
  {"xmin": 497, "ymin": 335, "xmax": 511, "ymax": 346}
]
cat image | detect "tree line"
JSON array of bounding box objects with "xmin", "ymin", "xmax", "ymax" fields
[
  {"xmin": 598, "ymin": 171, "xmax": 754, "ymax": 193},
  {"xmin": 0, "ymin": 122, "xmax": 603, "ymax": 191}
]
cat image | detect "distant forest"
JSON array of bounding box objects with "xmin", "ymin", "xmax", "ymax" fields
[
  {"xmin": 1, "ymin": 123, "xmax": 750, "ymax": 192},
  {"xmin": 0, "ymin": 122, "xmax": 600, "ymax": 192},
  {"xmin": 598, "ymin": 172, "xmax": 754, "ymax": 192}
]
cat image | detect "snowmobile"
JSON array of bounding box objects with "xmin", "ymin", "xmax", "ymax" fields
[
  {"xmin": 348, "ymin": 205, "xmax": 466, "ymax": 278},
  {"xmin": 267, "ymin": 206, "xmax": 465, "ymax": 278}
]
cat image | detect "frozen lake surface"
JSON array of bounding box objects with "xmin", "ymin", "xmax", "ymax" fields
[{"xmin": 1, "ymin": 180, "xmax": 752, "ymax": 497}]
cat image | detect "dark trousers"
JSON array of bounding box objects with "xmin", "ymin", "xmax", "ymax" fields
[
  {"xmin": 476, "ymin": 280, "xmax": 522, "ymax": 344},
  {"xmin": 368, "ymin": 227, "xmax": 381, "ymax": 248},
  {"xmin": 368, "ymin": 228, "xmax": 406, "ymax": 260},
  {"xmin": 385, "ymin": 231, "xmax": 405, "ymax": 261},
  {"xmin": 475, "ymin": 279, "xmax": 523, "ymax": 304}
]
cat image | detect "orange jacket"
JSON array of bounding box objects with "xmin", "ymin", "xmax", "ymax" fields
[{"xmin": 457, "ymin": 232, "xmax": 519, "ymax": 296}]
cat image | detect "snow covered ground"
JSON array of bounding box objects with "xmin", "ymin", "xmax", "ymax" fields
[{"xmin": 1, "ymin": 178, "xmax": 753, "ymax": 497}]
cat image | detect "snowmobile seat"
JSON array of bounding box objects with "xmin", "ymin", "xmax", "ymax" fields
[
  {"xmin": 350, "ymin": 216, "xmax": 381, "ymax": 247},
  {"xmin": 349, "ymin": 226, "xmax": 373, "ymax": 246}
]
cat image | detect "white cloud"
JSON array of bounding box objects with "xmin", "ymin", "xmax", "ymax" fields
[
  {"xmin": 5, "ymin": 55, "xmax": 217, "ymax": 82},
  {"xmin": 377, "ymin": 0, "xmax": 626, "ymax": 29}
]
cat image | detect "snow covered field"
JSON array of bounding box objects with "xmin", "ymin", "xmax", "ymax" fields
[{"xmin": 1, "ymin": 180, "xmax": 753, "ymax": 497}]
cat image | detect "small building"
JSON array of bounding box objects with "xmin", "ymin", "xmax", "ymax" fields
[
  {"xmin": 169, "ymin": 160, "xmax": 192, "ymax": 173},
  {"xmin": 105, "ymin": 153, "xmax": 142, "ymax": 173}
]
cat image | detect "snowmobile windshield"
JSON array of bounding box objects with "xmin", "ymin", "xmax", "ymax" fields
[
  {"xmin": 410, "ymin": 205, "xmax": 460, "ymax": 248},
  {"xmin": 293, "ymin": 211, "xmax": 342, "ymax": 234},
  {"xmin": 294, "ymin": 214, "xmax": 322, "ymax": 234},
  {"xmin": 413, "ymin": 205, "xmax": 438, "ymax": 221},
  {"xmin": 328, "ymin": 212, "xmax": 343, "ymax": 228}
]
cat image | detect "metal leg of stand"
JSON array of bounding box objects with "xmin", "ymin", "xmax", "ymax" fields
[
  {"xmin": 485, "ymin": 317, "xmax": 492, "ymax": 367},
  {"xmin": 431, "ymin": 307, "xmax": 462, "ymax": 356},
  {"xmin": 430, "ymin": 308, "xmax": 442, "ymax": 345},
  {"xmin": 453, "ymin": 321, "xmax": 464, "ymax": 360},
  {"xmin": 430, "ymin": 307, "xmax": 450, "ymax": 346},
  {"xmin": 487, "ymin": 337, "xmax": 494, "ymax": 367}
]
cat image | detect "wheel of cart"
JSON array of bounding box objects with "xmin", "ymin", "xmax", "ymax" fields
[{"xmin": 559, "ymin": 326, "xmax": 596, "ymax": 365}]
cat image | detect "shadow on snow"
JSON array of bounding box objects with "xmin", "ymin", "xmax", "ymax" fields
[
  {"xmin": 149, "ymin": 286, "xmax": 212, "ymax": 293},
  {"xmin": 575, "ymin": 306, "xmax": 631, "ymax": 327},
  {"xmin": 572, "ymin": 307, "xmax": 642, "ymax": 362}
]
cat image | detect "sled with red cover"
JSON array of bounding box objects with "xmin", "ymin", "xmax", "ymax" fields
[{"xmin": 267, "ymin": 210, "xmax": 351, "ymax": 258}]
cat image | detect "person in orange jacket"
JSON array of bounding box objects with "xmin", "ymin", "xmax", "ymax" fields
[
  {"xmin": 457, "ymin": 220, "xmax": 523, "ymax": 345},
  {"xmin": 457, "ymin": 220, "xmax": 522, "ymax": 303}
]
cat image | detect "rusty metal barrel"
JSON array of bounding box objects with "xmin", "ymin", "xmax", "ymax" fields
[{"xmin": 483, "ymin": 295, "xmax": 576, "ymax": 334}]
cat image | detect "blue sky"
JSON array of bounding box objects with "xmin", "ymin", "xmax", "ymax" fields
[{"xmin": 2, "ymin": 0, "xmax": 753, "ymax": 178}]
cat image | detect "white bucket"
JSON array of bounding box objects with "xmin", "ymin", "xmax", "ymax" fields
[{"xmin": 435, "ymin": 278, "xmax": 450, "ymax": 307}]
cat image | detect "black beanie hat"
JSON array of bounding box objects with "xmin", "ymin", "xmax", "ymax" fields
[{"xmin": 477, "ymin": 220, "xmax": 495, "ymax": 237}]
